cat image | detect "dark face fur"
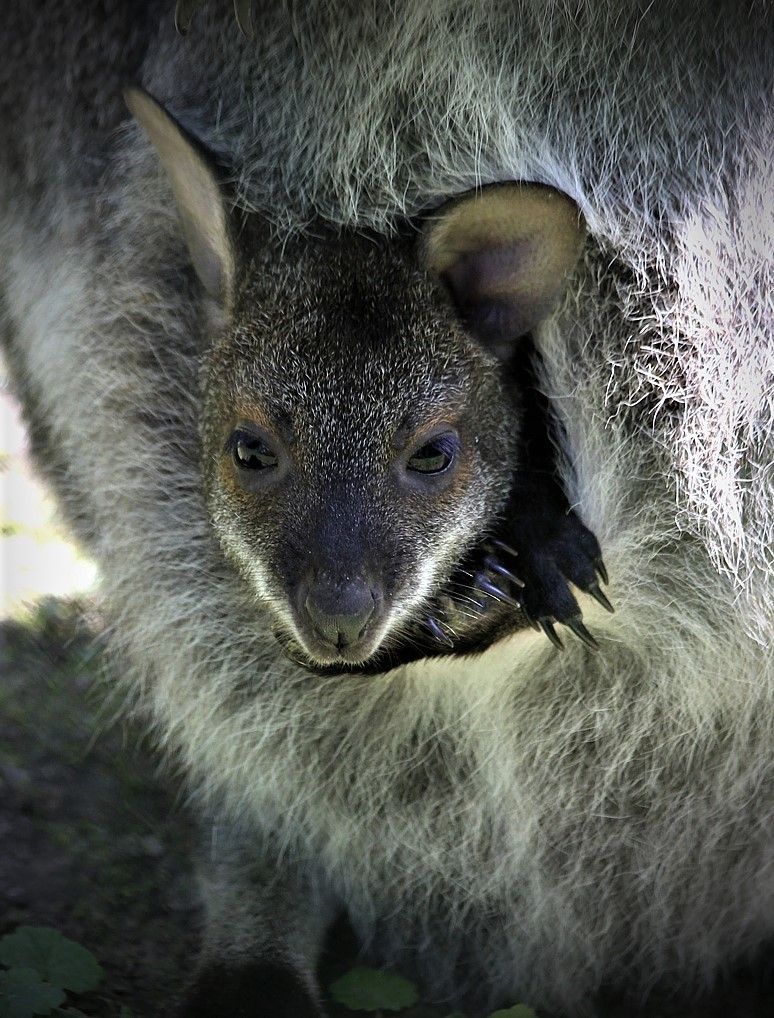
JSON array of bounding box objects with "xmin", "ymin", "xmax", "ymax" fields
[{"xmin": 201, "ymin": 228, "xmax": 519, "ymax": 667}]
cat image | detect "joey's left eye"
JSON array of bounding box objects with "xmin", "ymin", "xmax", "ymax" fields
[
  {"xmin": 227, "ymin": 429, "xmax": 279, "ymax": 471},
  {"xmin": 407, "ymin": 435, "xmax": 458, "ymax": 475}
]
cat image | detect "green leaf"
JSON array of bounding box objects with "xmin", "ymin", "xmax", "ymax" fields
[
  {"xmin": 329, "ymin": 966, "xmax": 419, "ymax": 1012},
  {"xmin": 0, "ymin": 929, "xmax": 103, "ymax": 995},
  {"xmin": 487, "ymin": 1007, "xmax": 538, "ymax": 1018},
  {"xmin": 0, "ymin": 967, "xmax": 66, "ymax": 1018}
]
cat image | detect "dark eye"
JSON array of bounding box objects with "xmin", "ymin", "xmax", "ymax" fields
[
  {"xmin": 228, "ymin": 430, "xmax": 278, "ymax": 471},
  {"xmin": 407, "ymin": 435, "xmax": 457, "ymax": 475}
]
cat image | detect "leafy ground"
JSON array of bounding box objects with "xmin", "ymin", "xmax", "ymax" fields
[{"xmin": 0, "ymin": 598, "xmax": 200, "ymax": 1017}]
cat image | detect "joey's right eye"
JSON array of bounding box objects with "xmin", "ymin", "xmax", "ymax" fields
[
  {"xmin": 406, "ymin": 433, "xmax": 458, "ymax": 476},
  {"xmin": 228, "ymin": 430, "xmax": 278, "ymax": 471}
]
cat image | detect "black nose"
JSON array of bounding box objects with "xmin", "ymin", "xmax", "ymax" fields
[{"xmin": 304, "ymin": 577, "xmax": 376, "ymax": 650}]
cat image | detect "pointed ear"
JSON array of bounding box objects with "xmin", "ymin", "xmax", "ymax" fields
[
  {"xmin": 422, "ymin": 183, "xmax": 586, "ymax": 357},
  {"xmin": 124, "ymin": 86, "xmax": 235, "ymax": 307}
]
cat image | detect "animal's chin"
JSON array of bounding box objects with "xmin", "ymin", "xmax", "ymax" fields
[
  {"xmin": 270, "ymin": 621, "xmax": 386, "ymax": 674},
  {"xmin": 270, "ymin": 615, "xmax": 447, "ymax": 676}
]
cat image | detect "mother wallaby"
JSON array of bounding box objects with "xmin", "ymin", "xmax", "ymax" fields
[{"xmin": 1, "ymin": 1, "xmax": 772, "ymax": 1015}]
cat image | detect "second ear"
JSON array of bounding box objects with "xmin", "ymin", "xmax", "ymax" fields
[
  {"xmin": 125, "ymin": 86, "xmax": 236, "ymax": 307},
  {"xmin": 421, "ymin": 183, "xmax": 586, "ymax": 355}
]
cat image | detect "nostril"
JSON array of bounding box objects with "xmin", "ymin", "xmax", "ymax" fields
[{"xmin": 304, "ymin": 580, "xmax": 376, "ymax": 649}]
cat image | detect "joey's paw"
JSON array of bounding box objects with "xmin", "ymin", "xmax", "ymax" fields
[
  {"xmin": 507, "ymin": 505, "xmax": 613, "ymax": 651},
  {"xmin": 419, "ymin": 542, "xmax": 524, "ymax": 652},
  {"xmin": 472, "ymin": 540, "xmax": 525, "ymax": 609},
  {"xmin": 417, "ymin": 493, "xmax": 612, "ymax": 655}
]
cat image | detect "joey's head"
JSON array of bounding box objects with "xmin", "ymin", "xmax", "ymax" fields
[
  {"xmin": 127, "ymin": 88, "xmax": 585, "ymax": 668},
  {"xmin": 201, "ymin": 230, "xmax": 520, "ymax": 665}
]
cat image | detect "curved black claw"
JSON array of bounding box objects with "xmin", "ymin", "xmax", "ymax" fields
[
  {"xmin": 587, "ymin": 582, "xmax": 615, "ymax": 614},
  {"xmin": 483, "ymin": 554, "xmax": 525, "ymax": 589},
  {"xmin": 594, "ymin": 557, "xmax": 609, "ymax": 586},
  {"xmin": 486, "ymin": 537, "xmax": 520, "ymax": 561},
  {"xmin": 520, "ymin": 604, "xmax": 541, "ymax": 632},
  {"xmin": 475, "ymin": 576, "xmax": 522, "ymax": 609},
  {"xmin": 425, "ymin": 616, "xmax": 455, "ymax": 648},
  {"xmin": 539, "ymin": 619, "xmax": 565, "ymax": 651},
  {"xmin": 565, "ymin": 617, "xmax": 600, "ymax": 651}
]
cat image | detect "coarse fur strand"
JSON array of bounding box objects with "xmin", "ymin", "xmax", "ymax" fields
[{"xmin": 1, "ymin": 0, "xmax": 774, "ymax": 1015}]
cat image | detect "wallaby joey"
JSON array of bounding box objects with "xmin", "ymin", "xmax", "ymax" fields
[{"xmin": 127, "ymin": 88, "xmax": 607, "ymax": 671}]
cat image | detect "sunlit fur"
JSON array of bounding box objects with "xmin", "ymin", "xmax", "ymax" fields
[{"xmin": 1, "ymin": 1, "xmax": 773, "ymax": 1015}]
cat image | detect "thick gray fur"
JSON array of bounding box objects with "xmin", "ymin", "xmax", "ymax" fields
[{"xmin": 1, "ymin": 1, "xmax": 773, "ymax": 1015}]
